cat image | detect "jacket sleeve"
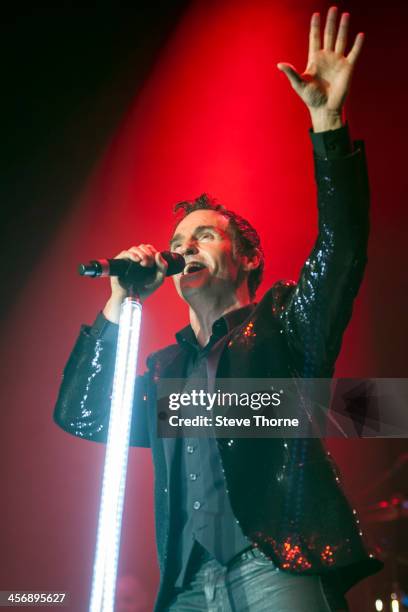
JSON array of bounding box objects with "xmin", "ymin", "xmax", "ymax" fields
[
  {"xmin": 53, "ymin": 316, "xmax": 150, "ymax": 447},
  {"xmin": 274, "ymin": 139, "xmax": 370, "ymax": 377}
]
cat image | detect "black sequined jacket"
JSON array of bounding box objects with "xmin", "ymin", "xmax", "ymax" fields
[{"xmin": 54, "ymin": 139, "xmax": 383, "ymax": 610}]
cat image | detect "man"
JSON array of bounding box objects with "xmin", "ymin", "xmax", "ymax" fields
[{"xmin": 54, "ymin": 7, "xmax": 383, "ymax": 611}]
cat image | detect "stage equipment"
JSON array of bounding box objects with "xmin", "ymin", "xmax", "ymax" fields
[
  {"xmin": 78, "ymin": 251, "xmax": 185, "ymax": 283},
  {"xmin": 84, "ymin": 250, "xmax": 184, "ymax": 610},
  {"xmin": 88, "ymin": 290, "xmax": 142, "ymax": 612}
]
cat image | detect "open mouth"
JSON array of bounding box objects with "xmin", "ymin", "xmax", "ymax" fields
[{"xmin": 183, "ymin": 261, "xmax": 207, "ymax": 275}]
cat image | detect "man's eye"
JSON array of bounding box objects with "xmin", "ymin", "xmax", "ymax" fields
[{"xmin": 199, "ymin": 232, "xmax": 213, "ymax": 240}]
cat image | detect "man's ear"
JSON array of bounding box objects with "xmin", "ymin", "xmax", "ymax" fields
[{"xmin": 241, "ymin": 248, "xmax": 262, "ymax": 272}]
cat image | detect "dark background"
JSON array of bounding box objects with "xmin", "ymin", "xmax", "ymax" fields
[{"xmin": 1, "ymin": 2, "xmax": 189, "ymax": 321}]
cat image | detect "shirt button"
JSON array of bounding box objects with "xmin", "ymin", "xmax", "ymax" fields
[
  {"xmin": 189, "ymin": 473, "xmax": 198, "ymax": 481},
  {"xmin": 193, "ymin": 501, "xmax": 201, "ymax": 510},
  {"xmin": 187, "ymin": 445, "xmax": 195, "ymax": 454}
]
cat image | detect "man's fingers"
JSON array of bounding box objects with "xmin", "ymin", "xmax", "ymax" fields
[
  {"xmin": 138, "ymin": 244, "xmax": 157, "ymax": 266},
  {"xmin": 143, "ymin": 252, "xmax": 168, "ymax": 289},
  {"xmin": 127, "ymin": 247, "xmax": 144, "ymax": 261},
  {"xmin": 334, "ymin": 12, "xmax": 350, "ymax": 55},
  {"xmin": 115, "ymin": 249, "xmax": 141, "ymax": 262},
  {"xmin": 117, "ymin": 246, "xmax": 153, "ymax": 267},
  {"xmin": 277, "ymin": 63, "xmax": 304, "ymax": 93},
  {"xmin": 155, "ymin": 251, "xmax": 169, "ymax": 274},
  {"xmin": 323, "ymin": 6, "xmax": 338, "ymax": 51},
  {"xmin": 346, "ymin": 32, "xmax": 365, "ymax": 65},
  {"xmin": 308, "ymin": 12, "xmax": 321, "ymax": 63}
]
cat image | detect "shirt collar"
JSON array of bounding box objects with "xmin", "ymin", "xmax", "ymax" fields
[{"xmin": 175, "ymin": 303, "xmax": 256, "ymax": 350}]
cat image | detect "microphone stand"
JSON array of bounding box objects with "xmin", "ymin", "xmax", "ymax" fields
[{"xmin": 89, "ymin": 288, "xmax": 143, "ymax": 612}]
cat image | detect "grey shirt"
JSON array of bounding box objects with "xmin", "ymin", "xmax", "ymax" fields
[{"xmin": 172, "ymin": 306, "xmax": 254, "ymax": 587}]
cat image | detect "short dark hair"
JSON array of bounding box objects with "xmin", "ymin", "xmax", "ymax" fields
[{"xmin": 173, "ymin": 193, "xmax": 264, "ymax": 299}]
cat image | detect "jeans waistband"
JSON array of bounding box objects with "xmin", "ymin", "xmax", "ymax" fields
[
  {"xmin": 188, "ymin": 543, "xmax": 274, "ymax": 573},
  {"xmin": 227, "ymin": 546, "xmax": 274, "ymax": 568}
]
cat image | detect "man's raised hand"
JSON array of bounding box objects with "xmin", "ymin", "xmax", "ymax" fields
[{"xmin": 277, "ymin": 6, "xmax": 364, "ymax": 132}]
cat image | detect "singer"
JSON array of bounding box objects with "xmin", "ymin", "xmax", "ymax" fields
[{"xmin": 54, "ymin": 8, "xmax": 383, "ymax": 611}]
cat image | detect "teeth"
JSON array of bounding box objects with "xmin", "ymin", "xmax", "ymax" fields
[{"xmin": 184, "ymin": 262, "xmax": 206, "ymax": 274}]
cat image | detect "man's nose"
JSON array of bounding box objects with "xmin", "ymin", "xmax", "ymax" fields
[{"xmin": 180, "ymin": 241, "xmax": 198, "ymax": 256}]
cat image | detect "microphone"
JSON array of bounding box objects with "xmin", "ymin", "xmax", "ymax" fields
[{"xmin": 78, "ymin": 251, "xmax": 185, "ymax": 284}]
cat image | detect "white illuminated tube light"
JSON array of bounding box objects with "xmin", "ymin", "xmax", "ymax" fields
[{"xmin": 89, "ymin": 296, "xmax": 142, "ymax": 612}]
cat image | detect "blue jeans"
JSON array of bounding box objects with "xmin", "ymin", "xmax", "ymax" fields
[{"xmin": 165, "ymin": 547, "xmax": 349, "ymax": 611}]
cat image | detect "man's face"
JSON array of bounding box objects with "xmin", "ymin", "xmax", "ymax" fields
[{"xmin": 170, "ymin": 209, "xmax": 246, "ymax": 301}]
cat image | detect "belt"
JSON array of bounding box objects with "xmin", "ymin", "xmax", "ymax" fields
[
  {"xmin": 228, "ymin": 546, "xmax": 274, "ymax": 568},
  {"xmin": 188, "ymin": 543, "xmax": 274, "ymax": 572}
]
